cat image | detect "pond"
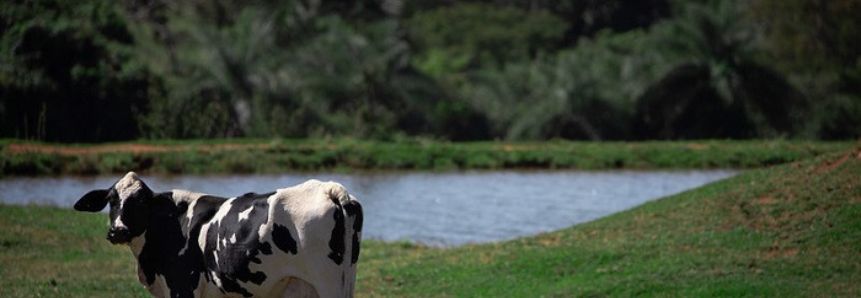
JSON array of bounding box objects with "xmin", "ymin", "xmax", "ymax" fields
[{"xmin": 0, "ymin": 170, "xmax": 737, "ymax": 246}]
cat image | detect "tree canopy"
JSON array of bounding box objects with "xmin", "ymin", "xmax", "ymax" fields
[{"xmin": 1, "ymin": 0, "xmax": 858, "ymax": 142}]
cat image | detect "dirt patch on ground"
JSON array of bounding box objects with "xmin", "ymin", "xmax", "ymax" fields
[
  {"xmin": 762, "ymin": 246, "xmax": 799, "ymax": 260},
  {"xmin": 5, "ymin": 143, "xmax": 271, "ymax": 156},
  {"xmin": 809, "ymin": 153, "xmax": 852, "ymax": 174},
  {"xmin": 754, "ymin": 196, "xmax": 779, "ymax": 205},
  {"xmin": 494, "ymin": 144, "xmax": 540, "ymax": 151},
  {"xmin": 687, "ymin": 143, "xmax": 709, "ymax": 150}
]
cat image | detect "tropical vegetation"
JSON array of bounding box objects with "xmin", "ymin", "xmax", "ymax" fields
[{"xmin": 2, "ymin": 0, "xmax": 859, "ymax": 142}]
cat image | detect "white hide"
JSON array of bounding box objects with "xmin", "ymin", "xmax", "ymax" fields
[{"xmin": 112, "ymin": 172, "xmax": 144, "ymax": 230}]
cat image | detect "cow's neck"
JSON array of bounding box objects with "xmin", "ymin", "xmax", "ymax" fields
[
  {"xmin": 127, "ymin": 191, "xmax": 182, "ymax": 258},
  {"xmin": 135, "ymin": 190, "xmax": 225, "ymax": 262},
  {"xmin": 130, "ymin": 191, "xmax": 211, "ymax": 296},
  {"xmin": 128, "ymin": 231, "xmax": 147, "ymax": 258}
]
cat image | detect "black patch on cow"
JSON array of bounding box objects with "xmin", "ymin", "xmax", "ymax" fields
[
  {"xmin": 272, "ymin": 224, "xmax": 298, "ymax": 255},
  {"xmin": 136, "ymin": 191, "xmax": 218, "ymax": 298},
  {"xmin": 327, "ymin": 197, "xmax": 346, "ymax": 265},
  {"xmin": 259, "ymin": 241, "xmax": 273, "ymax": 255},
  {"xmin": 203, "ymin": 191, "xmax": 275, "ymax": 297},
  {"xmin": 178, "ymin": 195, "xmax": 221, "ymax": 243},
  {"xmin": 344, "ymin": 200, "xmax": 364, "ymax": 265}
]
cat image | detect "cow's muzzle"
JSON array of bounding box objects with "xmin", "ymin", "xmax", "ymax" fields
[{"xmin": 107, "ymin": 227, "xmax": 132, "ymax": 244}]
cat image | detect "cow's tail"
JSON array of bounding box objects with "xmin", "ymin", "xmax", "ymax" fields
[{"xmin": 331, "ymin": 186, "xmax": 363, "ymax": 298}]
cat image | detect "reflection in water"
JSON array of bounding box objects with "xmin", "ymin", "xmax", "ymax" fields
[{"xmin": 0, "ymin": 170, "xmax": 737, "ymax": 246}]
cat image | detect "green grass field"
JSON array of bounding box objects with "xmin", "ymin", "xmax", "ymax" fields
[
  {"xmin": 0, "ymin": 139, "xmax": 855, "ymax": 176},
  {"xmin": 1, "ymin": 145, "xmax": 858, "ymax": 297},
  {"xmin": 353, "ymin": 150, "xmax": 860, "ymax": 297}
]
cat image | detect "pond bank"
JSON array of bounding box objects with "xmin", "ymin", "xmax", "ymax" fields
[{"xmin": 1, "ymin": 139, "xmax": 854, "ymax": 176}]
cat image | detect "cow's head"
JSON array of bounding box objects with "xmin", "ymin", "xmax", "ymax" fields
[{"xmin": 75, "ymin": 172, "xmax": 154, "ymax": 244}]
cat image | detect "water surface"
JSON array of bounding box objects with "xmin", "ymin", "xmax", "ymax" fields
[{"xmin": 0, "ymin": 170, "xmax": 737, "ymax": 246}]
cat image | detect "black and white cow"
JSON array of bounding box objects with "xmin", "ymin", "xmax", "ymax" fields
[{"xmin": 74, "ymin": 172, "xmax": 363, "ymax": 298}]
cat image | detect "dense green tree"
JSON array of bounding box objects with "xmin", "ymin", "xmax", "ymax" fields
[
  {"xmin": 277, "ymin": 16, "xmax": 486, "ymax": 140},
  {"xmin": 0, "ymin": 0, "xmax": 151, "ymax": 142},
  {"xmin": 463, "ymin": 45, "xmax": 635, "ymax": 141},
  {"xmin": 1, "ymin": 0, "xmax": 854, "ymax": 142},
  {"xmin": 406, "ymin": 3, "xmax": 567, "ymax": 80},
  {"xmin": 403, "ymin": 0, "xmax": 671, "ymax": 46},
  {"xmin": 633, "ymin": 0, "xmax": 809, "ymax": 139},
  {"xmin": 127, "ymin": 0, "xmax": 478, "ymax": 140},
  {"xmin": 127, "ymin": 0, "xmax": 314, "ymax": 138},
  {"xmin": 748, "ymin": 0, "xmax": 861, "ymax": 139},
  {"xmin": 537, "ymin": 0, "xmax": 671, "ymax": 45}
]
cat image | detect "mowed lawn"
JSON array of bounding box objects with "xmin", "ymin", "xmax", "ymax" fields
[{"xmin": 1, "ymin": 150, "xmax": 859, "ymax": 297}]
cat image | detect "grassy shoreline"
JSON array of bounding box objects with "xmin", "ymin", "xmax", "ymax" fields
[
  {"xmin": 1, "ymin": 139, "xmax": 855, "ymax": 176},
  {"xmin": 1, "ymin": 148, "xmax": 858, "ymax": 297}
]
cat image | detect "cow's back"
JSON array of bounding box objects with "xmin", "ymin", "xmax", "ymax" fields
[{"xmin": 197, "ymin": 179, "xmax": 362, "ymax": 298}]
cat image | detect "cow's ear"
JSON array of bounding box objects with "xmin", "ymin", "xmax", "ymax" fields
[{"xmin": 74, "ymin": 189, "xmax": 110, "ymax": 212}]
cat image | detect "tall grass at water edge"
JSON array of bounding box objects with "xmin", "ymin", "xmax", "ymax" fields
[{"xmin": 0, "ymin": 139, "xmax": 855, "ymax": 176}]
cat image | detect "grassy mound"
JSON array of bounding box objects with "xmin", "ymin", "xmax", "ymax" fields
[
  {"xmin": 0, "ymin": 150, "xmax": 858, "ymax": 297},
  {"xmin": 357, "ymin": 150, "xmax": 860, "ymax": 297}
]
